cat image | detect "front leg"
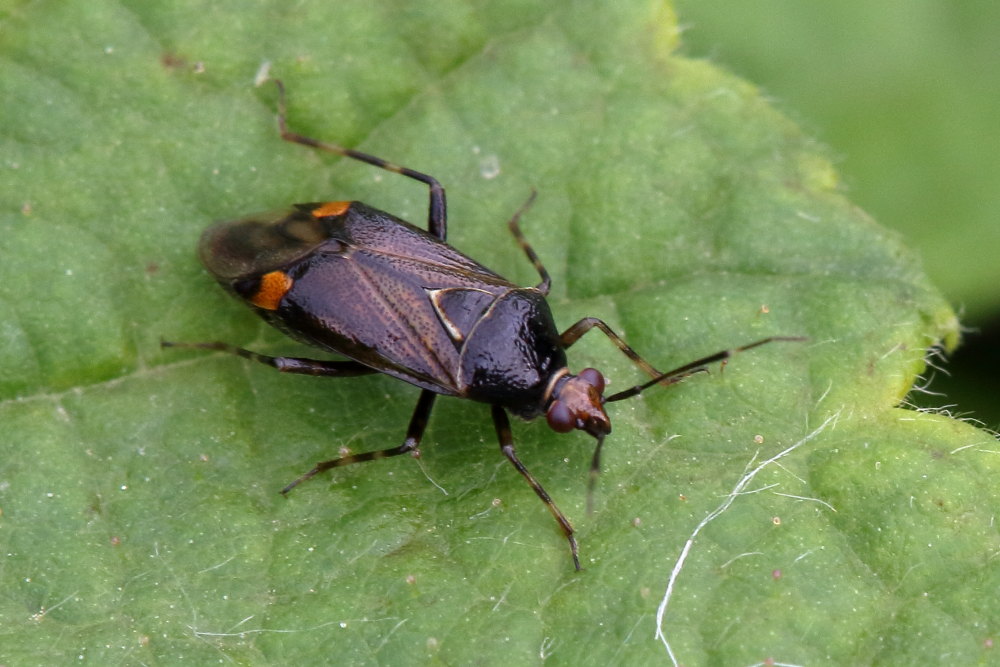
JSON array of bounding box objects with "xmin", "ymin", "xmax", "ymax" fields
[{"xmin": 492, "ymin": 404, "xmax": 581, "ymax": 571}]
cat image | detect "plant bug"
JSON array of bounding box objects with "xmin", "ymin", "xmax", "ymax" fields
[{"xmin": 165, "ymin": 80, "xmax": 803, "ymax": 570}]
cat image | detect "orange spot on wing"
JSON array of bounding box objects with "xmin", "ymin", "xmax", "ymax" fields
[
  {"xmin": 251, "ymin": 270, "xmax": 293, "ymax": 310},
  {"xmin": 311, "ymin": 201, "xmax": 351, "ymax": 218}
]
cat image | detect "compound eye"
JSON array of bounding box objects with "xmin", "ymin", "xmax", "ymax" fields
[
  {"xmin": 578, "ymin": 368, "xmax": 606, "ymax": 394},
  {"xmin": 546, "ymin": 400, "xmax": 576, "ymax": 433}
]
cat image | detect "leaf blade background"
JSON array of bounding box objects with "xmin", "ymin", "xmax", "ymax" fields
[{"xmin": 1, "ymin": 1, "xmax": 991, "ymax": 664}]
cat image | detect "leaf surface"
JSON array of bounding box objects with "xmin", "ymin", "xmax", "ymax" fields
[{"xmin": 1, "ymin": 1, "xmax": 988, "ymax": 664}]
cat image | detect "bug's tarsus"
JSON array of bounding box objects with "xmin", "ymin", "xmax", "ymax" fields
[
  {"xmin": 604, "ymin": 336, "xmax": 808, "ymax": 404},
  {"xmin": 492, "ymin": 405, "xmax": 581, "ymax": 571},
  {"xmin": 270, "ymin": 78, "xmax": 448, "ymax": 240},
  {"xmin": 281, "ymin": 389, "xmax": 437, "ymax": 495}
]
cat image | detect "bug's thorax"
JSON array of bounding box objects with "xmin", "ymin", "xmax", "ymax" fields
[{"xmin": 544, "ymin": 367, "xmax": 611, "ymax": 438}]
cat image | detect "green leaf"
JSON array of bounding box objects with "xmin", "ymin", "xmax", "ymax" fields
[
  {"xmin": 0, "ymin": 1, "xmax": 988, "ymax": 664},
  {"xmin": 674, "ymin": 1, "xmax": 1000, "ymax": 321}
]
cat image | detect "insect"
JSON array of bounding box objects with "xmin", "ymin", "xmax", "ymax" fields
[{"xmin": 165, "ymin": 80, "xmax": 801, "ymax": 570}]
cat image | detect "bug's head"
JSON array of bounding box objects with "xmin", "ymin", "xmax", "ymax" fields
[{"xmin": 545, "ymin": 368, "xmax": 611, "ymax": 439}]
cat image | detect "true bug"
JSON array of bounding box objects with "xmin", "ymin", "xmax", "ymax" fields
[{"xmin": 165, "ymin": 80, "xmax": 801, "ymax": 570}]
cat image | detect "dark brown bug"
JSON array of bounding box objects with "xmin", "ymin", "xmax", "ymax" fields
[{"xmin": 165, "ymin": 80, "xmax": 802, "ymax": 570}]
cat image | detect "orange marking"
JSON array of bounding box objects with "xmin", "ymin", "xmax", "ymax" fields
[
  {"xmin": 251, "ymin": 270, "xmax": 293, "ymax": 310},
  {"xmin": 311, "ymin": 201, "xmax": 351, "ymax": 218}
]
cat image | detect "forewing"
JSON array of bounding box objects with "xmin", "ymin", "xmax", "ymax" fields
[
  {"xmin": 340, "ymin": 203, "xmax": 516, "ymax": 286},
  {"xmin": 278, "ymin": 240, "xmax": 513, "ymax": 395}
]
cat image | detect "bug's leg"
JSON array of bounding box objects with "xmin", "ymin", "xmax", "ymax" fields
[
  {"xmin": 281, "ymin": 389, "xmax": 437, "ymax": 495},
  {"xmin": 492, "ymin": 404, "xmax": 581, "ymax": 571},
  {"xmin": 559, "ymin": 317, "xmax": 665, "ymax": 380},
  {"xmin": 505, "ymin": 190, "xmax": 551, "ymax": 295},
  {"xmin": 271, "ymin": 79, "xmax": 447, "ymax": 241},
  {"xmin": 604, "ymin": 336, "xmax": 808, "ymax": 403},
  {"xmin": 161, "ymin": 340, "xmax": 377, "ymax": 377}
]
